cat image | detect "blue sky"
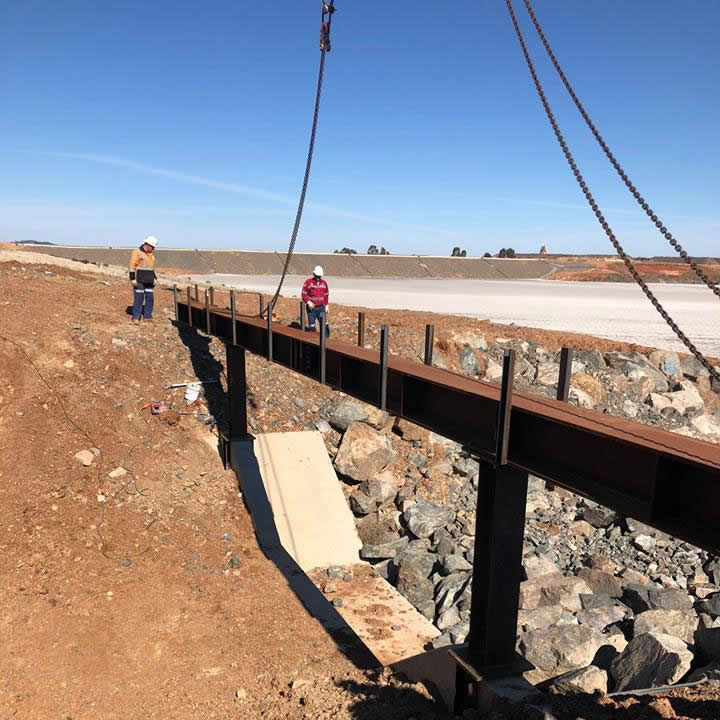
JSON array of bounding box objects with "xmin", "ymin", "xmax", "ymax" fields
[{"xmin": 0, "ymin": 1, "xmax": 718, "ymax": 255}]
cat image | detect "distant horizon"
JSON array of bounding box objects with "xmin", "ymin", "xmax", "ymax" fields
[{"xmin": 10, "ymin": 240, "xmax": 719, "ymax": 262}]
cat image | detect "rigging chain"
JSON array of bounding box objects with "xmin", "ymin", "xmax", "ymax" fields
[
  {"xmin": 520, "ymin": 0, "xmax": 720, "ymax": 299},
  {"xmin": 262, "ymin": 0, "xmax": 335, "ymax": 317},
  {"xmin": 504, "ymin": 0, "xmax": 720, "ymax": 382}
]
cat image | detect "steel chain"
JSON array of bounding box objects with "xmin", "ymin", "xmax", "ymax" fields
[
  {"xmin": 521, "ymin": 0, "xmax": 720, "ymax": 299},
  {"xmin": 504, "ymin": 0, "xmax": 719, "ymax": 382},
  {"xmin": 264, "ymin": 1, "xmax": 333, "ymax": 317}
]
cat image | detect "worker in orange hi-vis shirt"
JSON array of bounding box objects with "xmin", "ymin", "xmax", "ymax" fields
[{"xmin": 128, "ymin": 235, "xmax": 158, "ymax": 325}]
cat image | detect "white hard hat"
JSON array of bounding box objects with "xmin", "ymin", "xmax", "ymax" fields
[
  {"xmin": 313, "ymin": 265, "xmax": 324, "ymax": 276},
  {"xmin": 144, "ymin": 235, "xmax": 158, "ymax": 248}
]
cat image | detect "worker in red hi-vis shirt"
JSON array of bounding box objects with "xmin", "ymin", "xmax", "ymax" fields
[{"xmin": 301, "ymin": 265, "xmax": 330, "ymax": 334}]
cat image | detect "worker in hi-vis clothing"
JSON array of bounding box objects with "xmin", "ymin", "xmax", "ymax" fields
[
  {"xmin": 301, "ymin": 265, "xmax": 330, "ymax": 333},
  {"xmin": 128, "ymin": 235, "xmax": 158, "ymax": 325}
]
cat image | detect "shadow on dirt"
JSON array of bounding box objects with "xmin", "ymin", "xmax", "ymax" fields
[
  {"xmin": 336, "ymin": 677, "xmax": 447, "ymax": 719},
  {"xmin": 174, "ymin": 321, "xmax": 228, "ymax": 437}
]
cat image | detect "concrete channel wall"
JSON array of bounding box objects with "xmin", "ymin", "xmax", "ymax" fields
[{"xmin": 17, "ymin": 246, "xmax": 554, "ymax": 280}]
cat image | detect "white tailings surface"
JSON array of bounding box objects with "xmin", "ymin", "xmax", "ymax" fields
[{"xmin": 193, "ymin": 274, "xmax": 720, "ymax": 356}]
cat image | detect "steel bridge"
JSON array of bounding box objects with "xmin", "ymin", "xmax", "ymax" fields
[{"xmin": 175, "ymin": 285, "xmax": 720, "ymax": 711}]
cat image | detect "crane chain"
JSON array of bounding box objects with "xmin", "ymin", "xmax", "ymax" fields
[
  {"xmin": 504, "ymin": 0, "xmax": 719, "ymax": 382},
  {"xmin": 264, "ymin": 1, "xmax": 334, "ymax": 317},
  {"xmin": 520, "ymin": 0, "xmax": 720, "ymax": 300}
]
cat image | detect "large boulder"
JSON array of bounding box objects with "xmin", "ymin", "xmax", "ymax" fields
[
  {"xmin": 403, "ymin": 501, "xmax": 455, "ymax": 539},
  {"xmin": 396, "ymin": 554, "xmax": 435, "ymax": 620},
  {"xmin": 662, "ymin": 380, "xmax": 704, "ymax": 415},
  {"xmin": 691, "ymin": 414, "xmax": 720, "ymax": 438},
  {"xmin": 633, "ymin": 609, "xmax": 697, "ymax": 644},
  {"xmin": 549, "ymin": 666, "xmax": 608, "ymax": 694},
  {"xmin": 517, "ymin": 625, "xmax": 607, "ymax": 685},
  {"xmin": 519, "ymin": 573, "xmax": 592, "ymax": 612},
  {"xmin": 393, "ymin": 418, "xmax": 428, "ymax": 443},
  {"xmin": 577, "ymin": 569, "xmax": 623, "ymax": 598},
  {"xmin": 334, "ymin": 423, "xmax": 393, "ymax": 482},
  {"xmin": 448, "ymin": 330, "xmax": 488, "ymax": 351},
  {"xmin": 517, "ymin": 605, "xmax": 564, "ymax": 633},
  {"xmin": 623, "ymin": 585, "xmax": 693, "ymax": 614},
  {"xmin": 523, "ymin": 553, "xmax": 561, "ymax": 580},
  {"xmin": 459, "ymin": 345, "xmax": 482, "ymax": 377},
  {"xmin": 435, "ymin": 572, "xmax": 471, "ymax": 615},
  {"xmin": 611, "ymin": 632, "xmax": 693, "ymax": 691},
  {"xmin": 570, "ymin": 373, "xmax": 608, "ymax": 407},
  {"xmin": 576, "ymin": 605, "xmax": 628, "ymax": 633},
  {"xmin": 648, "ymin": 349, "xmax": 682, "ymax": 380},
  {"xmin": 359, "ymin": 535, "xmax": 408, "ymax": 560},
  {"xmin": 329, "ymin": 399, "xmax": 390, "ymax": 432},
  {"xmin": 355, "ymin": 514, "xmax": 400, "ymax": 545}
]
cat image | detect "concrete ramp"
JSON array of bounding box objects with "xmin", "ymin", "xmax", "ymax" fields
[
  {"xmin": 230, "ymin": 431, "xmax": 444, "ymax": 683},
  {"xmin": 246, "ymin": 431, "xmax": 362, "ymax": 571}
]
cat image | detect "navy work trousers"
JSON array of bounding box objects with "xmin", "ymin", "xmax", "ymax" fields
[{"xmin": 132, "ymin": 282, "xmax": 154, "ymax": 320}]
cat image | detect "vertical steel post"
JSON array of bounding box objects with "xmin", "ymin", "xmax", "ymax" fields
[
  {"xmin": 230, "ymin": 291, "xmax": 237, "ymax": 346},
  {"xmin": 173, "ymin": 285, "xmax": 178, "ymax": 322},
  {"xmin": 259, "ymin": 294, "xmax": 265, "ymax": 316},
  {"xmin": 204, "ymin": 288, "xmax": 211, "ymax": 334},
  {"xmin": 378, "ymin": 324, "xmax": 389, "ymax": 410},
  {"xmin": 495, "ymin": 349, "xmax": 515, "ymax": 466},
  {"xmin": 319, "ymin": 314, "xmax": 327, "ymax": 385},
  {"xmin": 467, "ymin": 460, "xmax": 528, "ymax": 671},
  {"xmin": 186, "ymin": 286, "xmax": 193, "ymax": 328},
  {"xmin": 194, "ymin": 284, "xmax": 199, "ymax": 301},
  {"xmin": 300, "ymin": 301, "xmax": 306, "ymax": 331},
  {"xmin": 267, "ymin": 300, "xmax": 273, "ymax": 362},
  {"xmin": 557, "ymin": 347, "xmax": 573, "ymax": 402},
  {"xmin": 209, "ymin": 286, "xmax": 215, "ymax": 307},
  {"xmin": 424, "ymin": 324, "xmax": 434, "ymax": 366},
  {"xmin": 357, "ymin": 312, "xmax": 365, "ymax": 347},
  {"xmin": 226, "ymin": 343, "xmax": 248, "ymax": 441}
]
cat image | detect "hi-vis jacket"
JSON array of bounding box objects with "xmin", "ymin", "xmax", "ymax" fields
[
  {"xmin": 128, "ymin": 247, "xmax": 156, "ymax": 284},
  {"xmin": 301, "ymin": 277, "xmax": 329, "ymax": 307}
]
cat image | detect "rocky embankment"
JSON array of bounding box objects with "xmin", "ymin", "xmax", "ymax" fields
[{"xmin": 311, "ymin": 334, "xmax": 720, "ymax": 695}]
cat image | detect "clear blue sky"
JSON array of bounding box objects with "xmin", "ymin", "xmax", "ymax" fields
[{"xmin": 1, "ymin": 1, "xmax": 718, "ymax": 255}]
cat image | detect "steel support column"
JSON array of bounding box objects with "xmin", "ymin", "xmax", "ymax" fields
[
  {"xmin": 378, "ymin": 324, "xmax": 389, "ymax": 410},
  {"xmin": 186, "ymin": 287, "xmax": 193, "ymax": 328},
  {"xmin": 230, "ymin": 291, "xmax": 237, "ymax": 346},
  {"xmin": 204, "ymin": 289, "xmax": 211, "ymax": 334},
  {"xmin": 357, "ymin": 312, "xmax": 365, "ymax": 347},
  {"xmin": 557, "ymin": 347, "xmax": 573, "ymax": 402},
  {"xmin": 453, "ymin": 460, "xmax": 530, "ymax": 711},
  {"xmin": 319, "ymin": 314, "xmax": 327, "ymax": 385},
  {"xmin": 267, "ymin": 302, "xmax": 273, "ymax": 361},
  {"xmin": 424, "ymin": 324, "xmax": 434, "ymax": 366},
  {"xmin": 226, "ymin": 344, "xmax": 248, "ymax": 440},
  {"xmin": 173, "ymin": 285, "xmax": 178, "ymax": 322}
]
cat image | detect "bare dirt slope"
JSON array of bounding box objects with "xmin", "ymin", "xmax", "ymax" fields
[
  {"xmin": 547, "ymin": 258, "xmax": 720, "ymax": 284},
  {"xmin": 0, "ymin": 261, "xmax": 445, "ymax": 720}
]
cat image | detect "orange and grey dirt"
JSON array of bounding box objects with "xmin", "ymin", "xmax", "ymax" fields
[{"xmin": 1, "ymin": 255, "xmax": 719, "ymax": 719}]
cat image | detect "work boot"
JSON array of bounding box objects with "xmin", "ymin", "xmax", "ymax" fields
[
  {"xmin": 144, "ymin": 317, "xmax": 154, "ymax": 324},
  {"xmin": 132, "ymin": 318, "xmax": 140, "ymax": 325}
]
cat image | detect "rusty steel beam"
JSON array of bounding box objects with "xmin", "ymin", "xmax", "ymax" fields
[{"xmin": 176, "ymin": 297, "xmax": 720, "ymax": 554}]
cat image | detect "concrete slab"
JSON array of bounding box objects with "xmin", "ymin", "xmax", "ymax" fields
[
  {"xmin": 282, "ymin": 252, "xmax": 372, "ymax": 278},
  {"xmin": 353, "ymin": 254, "xmax": 433, "ymax": 278},
  {"xmin": 249, "ymin": 431, "xmax": 362, "ymax": 571},
  {"xmin": 310, "ymin": 563, "xmax": 440, "ymax": 667},
  {"xmin": 420, "ymin": 257, "xmax": 505, "ymax": 279},
  {"xmin": 485, "ymin": 258, "xmax": 553, "ymax": 279}
]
